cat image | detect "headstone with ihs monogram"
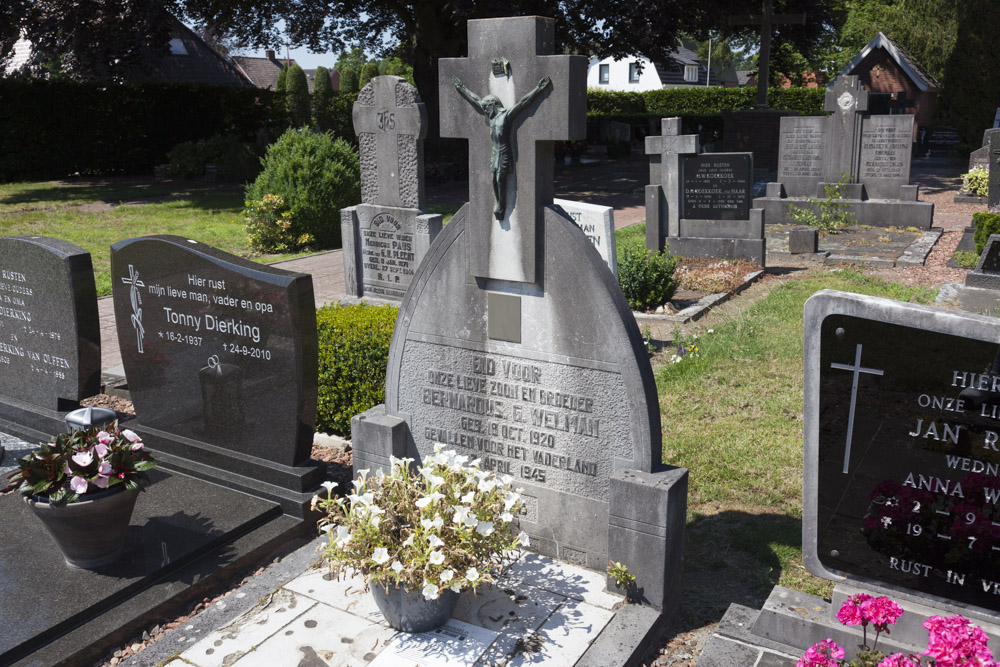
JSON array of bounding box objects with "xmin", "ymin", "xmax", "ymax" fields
[
  {"xmin": 350, "ymin": 15, "xmax": 688, "ymax": 619},
  {"xmin": 341, "ymin": 75, "xmax": 442, "ymax": 301}
]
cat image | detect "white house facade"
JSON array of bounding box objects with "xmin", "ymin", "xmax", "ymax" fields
[{"xmin": 587, "ymin": 48, "xmax": 718, "ymax": 91}]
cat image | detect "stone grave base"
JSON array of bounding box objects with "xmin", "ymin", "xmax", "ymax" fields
[
  {"xmin": 0, "ymin": 393, "xmax": 82, "ymax": 445},
  {"xmin": 936, "ymin": 281, "xmax": 1000, "ymax": 315},
  {"xmin": 753, "ymin": 195, "xmax": 935, "ymax": 229},
  {"xmin": 700, "ymin": 583, "xmax": 1000, "ymax": 665},
  {"xmin": 167, "ymin": 550, "xmax": 668, "ymax": 667},
  {"xmin": 953, "ymin": 193, "xmax": 987, "ymax": 205},
  {"xmin": 0, "ymin": 466, "xmax": 308, "ymax": 667},
  {"xmin": 765, "ymin": 224, "xmax": 940, "ymax": 268},
  {"xmin": 664, "ymin": 236, "xmax": 766, "ymax": 267}
]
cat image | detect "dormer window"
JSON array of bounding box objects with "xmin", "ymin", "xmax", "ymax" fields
[
  {"xmin": 169, "ymin": 38, "xmax": 188, "ymax": 55},
  {"xmin": 683, "ymin": 64, "xmax": 698, "ymax": 82},
  {"xmin": 629, "ymin": 62, "xmax": 641, "ymax": 83}
]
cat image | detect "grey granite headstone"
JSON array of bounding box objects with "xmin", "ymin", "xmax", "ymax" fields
[
  {"xmin": 646, "ymin": 121, "xmax": 765, "ymax": 265},
  {"xmin": 111, "ymin": 235, "xmax": 321, "ymax": 516},
  {"xmin": 990, "ymin": 130, "xmax": 1000, "ymax": 211},
  {"xmin": 777, "ymin": 116, "xmax": 827, "ymax": 198},
  {"xmin": 552, "ymin": 198, "xmax": 618, "ymax": 277},
  {"xmin": 352, "ymin": 16, "xmax": 687, "ymax": 616},
  {"xmin": 965, "ymin": 234, "xmax": 1000, "ymax": 290},
  {"xmin": 859, "ymin": 114, "xmax": 914, "ymax": 200},
  {"xmin": 969, "ymin": 145, "xmax": 990, "ymax": 172},
  {"xmin": 823, "ymin": 75, "xmax": 868, "ymax": 185},
  {"xmin": 0, "ymin": 235, "xmax": 100, "ymax": 443},
  {"xmin": 341, "ymin": 75, "xmax": 442, "ymax": 301}
]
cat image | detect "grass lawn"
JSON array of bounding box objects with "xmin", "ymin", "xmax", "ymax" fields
[
  {"xmin": 654, "ymin": 269, "xmax": 938, "ymax": 627},
  {"xmin": 0, "ymin": 179, "xmax": 322, "ymax": 296}
]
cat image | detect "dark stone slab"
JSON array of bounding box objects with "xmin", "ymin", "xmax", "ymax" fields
[
  {"xmin": 680, "ymin": 153, "xmax": 751, "ymax": 220},
  {"xmin": 696, "ymin": 636, "xmax": 761, "ymax": 666},
  {"xmin": 110, "ymin": 236, "xmax": 321, "ymax": 515},
  {"xmin": 776, "ymin": 115, "xmax": 826, "ymax": 198},
  {"xmin": 859, "ymin": 114, "xmax": 914, "ymax": 200},
  {"xmin": 970, "ymin": 145, "xmax": 990, "ymax": 171},
  {"xmin": 989, "ymin": 130, "xmax": 1000, "ymax": 210},
  {"xmin": 0, "ymin": 467, "xmax": 296, "ymax": 666},
  {"xmin": 966, "ymin": 234, "xmax": 1000, "ymax": 290},
  {"xmin": 0, "ymin": 236, "xmax": 100, "ymax": 438},
  {"xmin": 789, "ymin": 226, "xmax": 818, "ymax": 254},
  {"xmin": 803, "ymin": 290, "xmax": 1000, "ymax": 615}
]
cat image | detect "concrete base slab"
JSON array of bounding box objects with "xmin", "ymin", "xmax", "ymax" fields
[
  {"xmin": 753, "ymin": 196, "xmax": 935, "ymax": 229},
  {"xmin": 935, "ymin": 282, "xmax": 1000, "ymax": 315}
]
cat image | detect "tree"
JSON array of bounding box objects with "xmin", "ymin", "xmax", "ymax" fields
[
  {"xmin": 286, "ymin": 63, "xmax": 311, "ymax": 127},
  {"xmin": 335, "ymin": 47, "xmax": 368, "ymax": 74},
  {"xmin": 313, "ymin": 65, "xmax": 334, "ymax": 129},
  {"xmin": 339, "ymin": 66, "xmax": 358, "ymax": 94},
  {"xmin": 275, "ymin": 63, "xmax": 289, "ymax": 92},
  {"xmin": 359, "ymin": 62, "xmax": 379, "ymax": 89}
]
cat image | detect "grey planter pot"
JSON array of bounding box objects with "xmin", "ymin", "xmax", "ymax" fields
[
  {"xmin": 370, "ymin": 583, "xmax": 460, "ymax": 633},
  {"xmin": 25, "ymin": 487, "xmax": 139, "ymax": 569}
]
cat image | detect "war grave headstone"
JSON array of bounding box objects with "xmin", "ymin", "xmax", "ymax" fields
[
  {"xmin": 754, "ymin": 75, "xmax": 935, "ymax": 229},
  {"xmin": 552, "ymin": 197, "xmax": 617, "ymax": 276},
  {"xmin": 711, "ymin": 291, "xmax": 1000, "ymax": 660},
  {"xmin": 341, "ymin": 75, "xmax": 443, "ymax": 301},
  {"xmin": 646, "ymin": 118, "xmax": 766, "ymax": 265},
  {"xmin": 0, "ymin": 234, "xmax": 323, "ymax": 665},
  {"xmin": 0, "ymin": 235, "xmax": 100, "ymax": 445},
  {"xmin": 350, "ymin": 16, "xmax": 688, "ymax": 662}
]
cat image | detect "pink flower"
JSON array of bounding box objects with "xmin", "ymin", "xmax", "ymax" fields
[
  {"xmin": 93, "ymin": 442, "xmax": 109, "ymax": 459},
  {"xmin": 924, "ymin": 615, "xmax": 995, "ymax": 666},
  {"xmin": 862, "ymin": 596, "xmax": 904, "ymax": 632},
  {"xmin": 64, "ymin": 462, "xmax": 72, "ymax": 475},
  {"xmin": 98, "ymin": 461, "xmax": 113, "ymax": 476},
  {"xmin": 71, "ymin": 450, "xmax": 93, "ymax": 467},
  {"xmin": 121, "ymin": 429, "xmax": 140, "ymax": 443},
  {"xmin": 93, "ymin": 475, "xmax": 109, "ymax": 489},
  {"xmin": 97, "ymin": 430, "xmax": 111, "ymax": 445},
  {"xmin": 70, "ymin": 476, "xmax": 88, "ymax": 494},
  {"xmin": 877, "ymin": 654, "xmax": 920, "ymax": 667},
  {"xmin": 131, "ymin": 441, "xmax": 144, "ymax": 451},
  {"xmin": 836, "ymin": 593, "xmax": 872, "ymax": 626},
  {"xmin": 798, "ymin": 639, "xmax": 845, "ymax": 667}
]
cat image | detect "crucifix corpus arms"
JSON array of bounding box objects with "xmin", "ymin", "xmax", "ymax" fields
[{"xmin": 451, "ymin": 75, "xmax": 551, "ymax": 220}]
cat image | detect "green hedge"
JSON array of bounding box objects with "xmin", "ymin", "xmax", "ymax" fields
[
  {"xmin": 315, "ymin": 302, "xmax": 398, "ymax": 436},
  {"xmin": 586, "ymin": 86, "xmax": 825, "ymax": 116},
  {"xmin": 974, "ymin": 212, "xmax": 1000, "ymax": 254},
  {"xmin": 0, "ymin": 79, "xmax": 287, "ymax": 181}
]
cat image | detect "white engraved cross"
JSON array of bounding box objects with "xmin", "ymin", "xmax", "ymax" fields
[{"xmin": 830, "ymin": 343, "xmax": 884, "ymax": 474}]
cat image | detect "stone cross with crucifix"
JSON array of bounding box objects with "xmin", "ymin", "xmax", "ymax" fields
[
  {"xmin": 730, "ymin": 0, "xmax": 806, "ymax": 109},
  {"xmin": 438, "ymin": 16, "xmax": 586, "ymax": 284},
  {"xmin": 353, "ymin": 75, "xmax": 428, "ymax": 209},
  {"xmin": 822, "ymin": 75, "xmax": 869, "ymax": 185}
]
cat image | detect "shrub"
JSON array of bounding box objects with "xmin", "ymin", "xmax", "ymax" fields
[
  {"xmin": 789, "ymin": 174, "xmax": 856, "ymax": 234},
  {"xmin": 315, "ymin": 302, "xmax": 398, "ymax": 435},
  {"xmin": 962, "ymin": 166, "xmax": 989, "ymax": 197},
  {"xmin": 243, "ymin": 194, "xmax": 299, "ymax": 252},
  {"xmin": 245, "ymin": 128, "xmax": 361, "ymax": 249},
  {"xmin": 340, "ymin": 66, "xmax": 359, "ymax": 94},
  {"xmin": 286, "ymin": 64, "xmax": 311, "ymax": 127},
  {"xmin": 973, "ymin": 211, "xmax": 1000, "ymax": 254},
  {"xmin": 617, "ymin": 244, "xmax": 679, "ymax": 311},
  {"xmin": 275, "ymin": 64, "xmax": 289, "ymax": 93},
  {"xmin": 359, "ymin": 62, "xmax": 379, "ymax": 89},
  {"xmin": 167, "ymin": 134, "xmax": 261, "ymax": 180},
  {"xmin": 313, "ymin": 66, "xmax": 334, "ymax": 130}
]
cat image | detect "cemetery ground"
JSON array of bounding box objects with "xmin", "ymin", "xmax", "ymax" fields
[{"xmin": 0, "ymin": 157, "xmax": 990, "ymax": 666}]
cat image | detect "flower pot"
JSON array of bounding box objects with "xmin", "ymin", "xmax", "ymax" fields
[
  {"xmin": 25, "ymin": 486, "xmax": 139, "ymax": 568},
  {"xmin": 371, "ymin": 583, "xmax": 460, "ymax": 633}
]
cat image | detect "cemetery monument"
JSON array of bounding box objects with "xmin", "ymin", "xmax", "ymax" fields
[
  {"xmin": 341, "ymin": 75, "xmax": 442, "ymax": 301},
  {"xmin": 0, "ymin": 235, "xmax": 100, "ymax": 444},
  {"xmin": 349, "ymin": 16, "xmax": 688, "ymax": 636},
  {"xmin": 552, "ymin": 198, "xmax": 618, "ymax": 276},
  {"xmin": 754, "ymin": 75, "xmax": 935, "ymax": 228},
  {"xmin": 646, "ymin": 118, "xmax": 766, "ymax": 265}
]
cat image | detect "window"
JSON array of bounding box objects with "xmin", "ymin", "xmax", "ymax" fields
[
  {"xmin": 629, "ymin": 62, "xmax": 641, "ymax": 83},
  {"xmin": 683, "ymin": 64, "xmax": 698, "ymax": 83},
  {"xmin": 599, "ymin": 64, "xmax": 609, "ymax": 84},
  {"xmin": 168, "ymin": 38, "xmax": 188, "ymax": 55}
]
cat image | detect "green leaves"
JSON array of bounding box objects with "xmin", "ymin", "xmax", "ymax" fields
[{"xmin": 617, "ymin": 245, "xmax": 680, "ymax": 312}]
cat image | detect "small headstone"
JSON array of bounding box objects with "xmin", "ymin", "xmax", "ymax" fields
[
  {"xmin": 858, "ymin": 114, "xmax": 914, "ymax": 200},
  {"xmin": 341, "ymin": 75, "xmax": 442, "ymax": 301},
  {"xmin": 0, "ymin": 235, "xmax": 100, "ymax": 442},
  {"xmin": 353, "ymin": 16, "xmax": 686, "ymax": 617},
  {"xmin": 968, "ymin": 145, "xmax": 989, "ymax": 172},
  {"xmin": 111, "ymin": 235, "xmax": 322, "ymax": 515},
  {"xmin": 965, "ymin": 234, "xmax": 1000, "ymax": 290},
  {"xmin": 646, "ymin": 119, "xmax": 765, "ymax": 265},
  {"xmin": 918, "ymin": 125, "xmax": 961, "ymax": 156},
  {"xmin": 788, "ymin": 226, "xmax": 818, "ymax": 254},
  {"xmin": 552, "ymin": 198, "xmax": 618, "ymax": 277},
  {"xmin": 776, "ymin": 116, "xmax": 826, "ymax": 197}
]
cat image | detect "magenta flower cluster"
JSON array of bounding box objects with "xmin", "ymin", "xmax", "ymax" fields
[
  {"xmin": 800, "ymin": 594, "xmax": 996, "ymax": 667},
  {"xmin": 66, "ymin": 428, "xmax": 144, "ymax": 494}
]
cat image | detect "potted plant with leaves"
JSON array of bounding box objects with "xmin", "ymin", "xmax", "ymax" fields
[
  {"xmin": 6, "ymin": 421, "xmax": 157, "ymax": 568},
  {"xmin": 313, "ymin": 445, "xmax": 530, "ymax": 632}
]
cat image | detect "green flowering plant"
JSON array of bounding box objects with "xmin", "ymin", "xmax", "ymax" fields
[
  {"xmin": 962, "ymin": 166, "xmax": 989, "ymax": 198},
  {"xmin": 6, "ymin": 421, "xmax": 156, "ymax": 507},
  {"xmin": 314, "ymin": 444, "xmax": 529, "ymax": 601},
  {"xmin": 243, "ymin": 193, "xmax": 311, "ymax": 253}
]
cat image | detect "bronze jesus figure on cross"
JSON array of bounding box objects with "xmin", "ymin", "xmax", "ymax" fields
[{"xmin": 451, "ymin": 75, "xmax": 551, "ymax": 219}]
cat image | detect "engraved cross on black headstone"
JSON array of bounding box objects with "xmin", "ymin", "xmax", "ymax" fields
[
  {"xmin": 438, "ymin": 16, "xmax": 585, "ymax": 284},
  {"xmin": 831, "ymin": 343, "xmax": 884, "ymax": 474},
  {"xmin": 353, "ymin": 76, "xmax": 428, "ymax": 209},
  {"xmin": 730, "ymin": 0, "xmax": 806, "ymax": 109}
]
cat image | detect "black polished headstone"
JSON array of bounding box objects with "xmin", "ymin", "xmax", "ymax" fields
[
  {"xmin": 805, "ymin": 290, "xmax": 1000, "ymax": 614},
  {"xmin": 680, "ymin": 154, "xmax": 751, "ymax": 220},
  {"xmin": 0, "ymin": 235, "xmax": 100, "ymax": 443},
  {"xmin": 110, "ymin": 236, "xmax": 321, "ymax": 515}
]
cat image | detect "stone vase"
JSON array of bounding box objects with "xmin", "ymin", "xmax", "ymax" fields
[
  {"xmin": 25, "ymin": 486, "xmax": 139, "ymax": 569},
  {"xmin": 370, "ymin": 582, "xmax": 460, "ymax": 633}
]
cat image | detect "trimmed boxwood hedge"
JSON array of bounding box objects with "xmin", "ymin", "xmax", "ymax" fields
[
  {"xmin": 315, "ymin": 302, "xmax": 398, "ymax": 436},
  {"xmin": 974, "ymin": 211, "xmax": 1000, "ymax": 254}
]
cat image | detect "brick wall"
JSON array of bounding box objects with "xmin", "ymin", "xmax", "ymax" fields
[{"xmin": 852, "ymin": 49, "xmax": 936, "ymax": 141}]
